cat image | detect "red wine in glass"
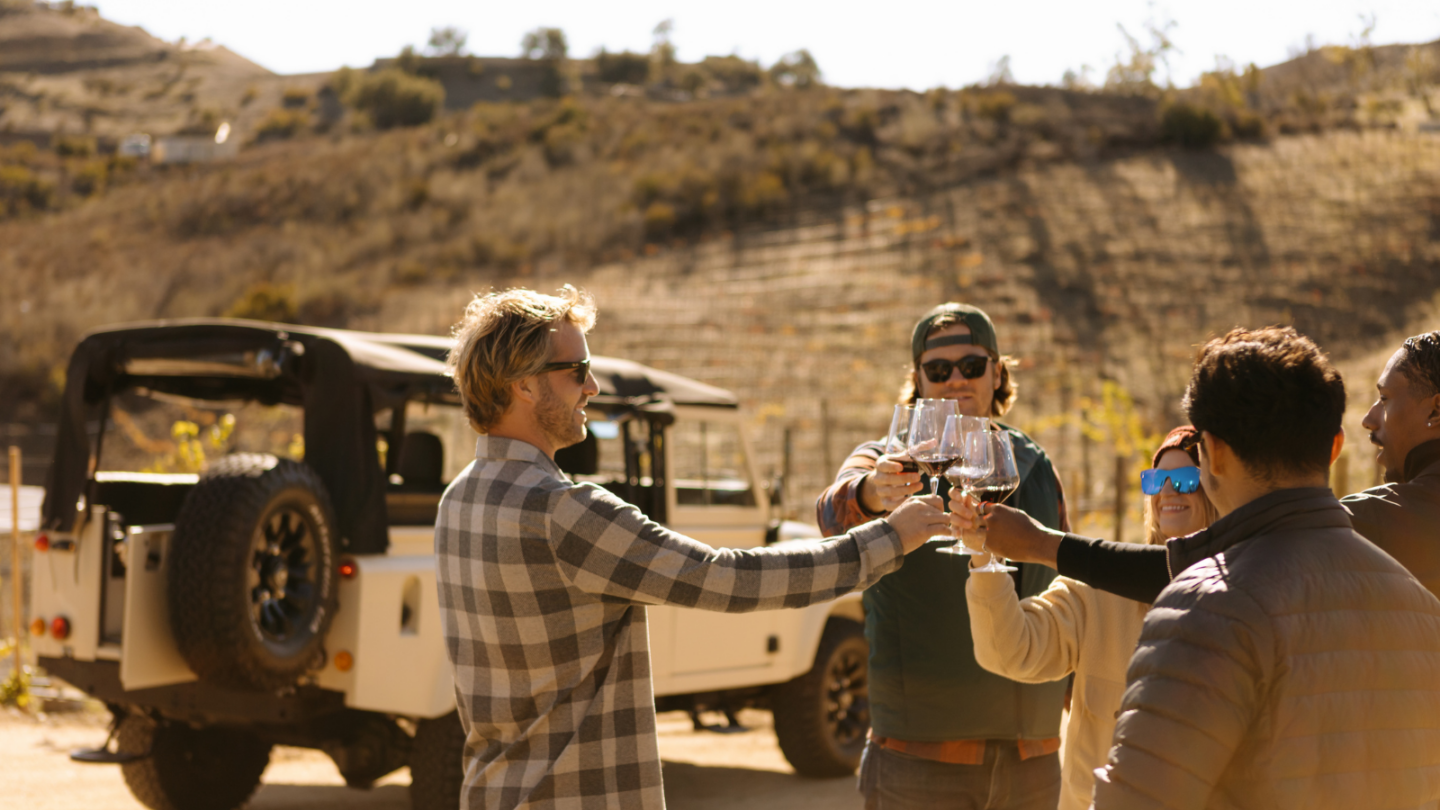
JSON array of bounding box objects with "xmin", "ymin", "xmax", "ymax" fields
[
  {"xmin": 913, "ymin": 455, "xmax": 958, "ymax": 478},
  {"xmin": 974, "ymin": 484, "xmax": 1018, "ymax": 504}
]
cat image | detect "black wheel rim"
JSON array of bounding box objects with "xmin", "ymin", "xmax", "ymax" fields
[
  {"xmin": 247, "ymin": 505, "xmax": 320, "ymax": 646},
  {"xmin": 824, "ymin": 645, "xmax": 869, "ymax": 748}
]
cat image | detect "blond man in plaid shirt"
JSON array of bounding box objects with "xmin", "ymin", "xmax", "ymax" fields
[{"xmin": 436, "ymin": 286, "xmax": 949, "ymax": 809}]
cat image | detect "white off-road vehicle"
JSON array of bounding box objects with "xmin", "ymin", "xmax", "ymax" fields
[{"xmin": 30, "ymin": 319, "xmax": 871, "ymax": 810}]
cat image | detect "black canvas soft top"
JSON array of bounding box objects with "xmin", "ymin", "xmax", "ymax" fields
[{"xmin": 43, "ymin": 318, "xmax": 738, "ymax": 547}]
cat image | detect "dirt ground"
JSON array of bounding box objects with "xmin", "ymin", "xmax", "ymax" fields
[{"xmin": 1, "ymin": 705, "xmax": 862, "ymax": 810}]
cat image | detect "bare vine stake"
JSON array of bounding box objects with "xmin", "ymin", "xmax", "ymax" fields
[
  {"xmin": 8, "ymin": 447, "xmax": 20, "ymax": 682},
  {"xmin": 1112, "ymin": 454, "xmax": 1127, "ymax": 545}
]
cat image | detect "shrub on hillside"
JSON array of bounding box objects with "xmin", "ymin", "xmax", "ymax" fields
[
  {"xmin": 53, "ymin": 134, "xmax": 96, "ymax": 157},
  {"xmin": 1160, "ymin": 102, "xmax": 1223, "ymax": 148},
  {"xmin": 1229, "ymin": 111, "xmax": 1266, "ymax": 140},
  {"xmin": 71, "ymin": 160, "xmax": 107, "ymax": 196},
  {"xmin": 281, "ymin": 87, "xmax": 310, "ymax": 108},
  {"xmin": 255, "ymin": 108, "xmax": 311, "ymax": 142},
  {"xmin": 596, "ymin": 50, "xmax": 649, "ymax": 84},
  {"xmin": 339, "ymin": 68, "xmax": 445, "ymax": 129},
  {"xmin": 972, "ymin": 91, "xmax": 1017, "ymax": 123},
  {"xmin": 225, "ymin": 282, "xmax": 298, "ymax": 322},
  {"xmin": 769, "ymin": 50, "xmax": 821, "ymax": 88},
  {"xmin": 0, "ymin": 165, "xmax": 55, "ymax": 216},
  {"xmin": 698, "ymin": 56, "xmax": 764, "ymax": 94},
  {"xmin": 0, "ymin": 141, "xmax": 37, "ymax": 165}
]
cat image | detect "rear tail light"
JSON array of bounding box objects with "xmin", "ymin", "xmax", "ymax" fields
[
  {"xmin": 338, "ymin": 560, "xmax": 357, "ymax": 579},
  {"xmin": 34, "ymin": 534, "xmax": 49, "ymax": 552},
  {"xmin": 334, "ymin": 650, "xmax": 354, "ymax": 671},
  {"xmin": 50, "ymin": 616, "xmax": 71, "ymax": 641},
  {"xmin": 30, "ymin": 617, "xmax": 46, "ymax": 637}
]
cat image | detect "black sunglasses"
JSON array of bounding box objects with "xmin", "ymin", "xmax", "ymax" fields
[
  {"xmin": 920, "ymin": 355, "xmax": 990, "ymax": 384},
  {"xmin": 539, "ymin": 358, "xmax": 591, "ymax": 384}
]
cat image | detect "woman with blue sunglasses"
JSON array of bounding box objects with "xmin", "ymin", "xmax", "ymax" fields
[{"xmin": 962, "ymin": 426, "xmax": 1217, "ymax": 810}]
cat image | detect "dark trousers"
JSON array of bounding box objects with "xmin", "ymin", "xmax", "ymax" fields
[{"xmin": 857, "ymin": 740, "xmax": 1061, "ymax": 810}]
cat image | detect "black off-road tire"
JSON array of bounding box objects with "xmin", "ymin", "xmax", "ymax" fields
[
  {"xmin": 409, "ymin": 711, "xmax": 467, "ymax": 810},
  {"xmin": 168, "ymin": 453, "xmax": 338, "ymax": 692},
  {"xmin": 117, "ymin": 716, "xmax": 271, "ymax": 810},
  {"xmin": 771, "ymin": 618, "xmax": 871, "ymax": 778}
]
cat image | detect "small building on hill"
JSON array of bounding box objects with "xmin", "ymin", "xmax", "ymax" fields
[{"xmin": 153, "ymin": 123, "xmax": 236, "ymax": 164}]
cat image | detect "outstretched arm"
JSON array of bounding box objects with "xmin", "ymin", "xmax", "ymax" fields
[
  {"xmin": 952, "ymin": 501, "xmax": 1171, "ymax": 603},
  {"xmin": 554, "ymin": 483, "xmax": 947, "ymax": 611}
]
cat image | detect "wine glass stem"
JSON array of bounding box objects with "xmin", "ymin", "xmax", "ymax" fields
[{"xmin": 930, "ymin": 475, "xmax": 940, "ymax": 498}]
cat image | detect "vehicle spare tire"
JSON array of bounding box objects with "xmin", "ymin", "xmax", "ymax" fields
[{"xmin": 168, "ymin": 453, "xmax": 338, "ymax": 692}]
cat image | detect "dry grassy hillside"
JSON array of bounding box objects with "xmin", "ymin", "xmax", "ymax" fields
[
  {"xmin": 4, "ymin": 4, "xmax": 1440, "ymax": 525},
  {"xmin": 4, "ymin": 121, "xmax": 1439, "ymax": 521}
]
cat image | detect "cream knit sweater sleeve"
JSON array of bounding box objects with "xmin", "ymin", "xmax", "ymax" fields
[{"xmin": 966, "ymin": 569, "xmax": 1089, "ymax": 683}]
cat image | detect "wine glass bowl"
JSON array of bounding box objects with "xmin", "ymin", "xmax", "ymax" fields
[
  {"xmin": 936, "ymin": 418, "xmax": 991, "ymax": 556},
  {"xmin": 906, "ymin": 400, "xmax": 960, "ymax": 544},
  {"xmin": 884, "ymin": 404, "xmax": 919, "ymax": 474},
  {"xmin": 968, "ymin": 429, "xmax": 1021, "ymax": 573}
]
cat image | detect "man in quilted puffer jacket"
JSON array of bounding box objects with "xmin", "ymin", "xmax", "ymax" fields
[{"xmin": 1092, "ymin": 326, "xmax": 1440, "ymax": 810}]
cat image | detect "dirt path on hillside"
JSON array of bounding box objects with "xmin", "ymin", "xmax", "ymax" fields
[{"xmin": 2, "ymin": 706, "xmax": 862, "ymax": 810}]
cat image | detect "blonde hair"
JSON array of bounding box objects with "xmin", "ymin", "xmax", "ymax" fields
[{"xmin": 447, "ymin": 285, "xmax": 597, "ymax": 432}]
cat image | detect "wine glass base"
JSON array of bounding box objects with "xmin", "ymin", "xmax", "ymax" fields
[
  {"xmin": 970, "ymin": 560, "xmax": 1018, "ymax": 573},
  {"xmin": 934, "ymin": 542, "xmax": 979, "ymax": 555}
]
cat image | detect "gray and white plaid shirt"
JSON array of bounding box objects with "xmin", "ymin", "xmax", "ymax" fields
[{"xmin": 435, "ymin": 435, "xmax": 904, "ymax": 809}]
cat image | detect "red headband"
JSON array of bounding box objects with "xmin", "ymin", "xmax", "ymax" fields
[{"xmin": 1153, "ymin": 426, "xmax": 1201, "ymax": 468}]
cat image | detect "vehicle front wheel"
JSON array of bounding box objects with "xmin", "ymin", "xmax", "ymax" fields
[
  {"xmin": 409, "ymin": 710, "xmax": 467, "ymax": 810},
  {"xmin": 771, "ymin": 618, "xmax": 870, "ymax": 778},
  {"xmin": 117, "ymin": 716, "xmax": 271, "ymax": 810}
]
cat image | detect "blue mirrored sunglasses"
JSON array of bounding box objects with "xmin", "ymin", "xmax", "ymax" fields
[{"xmin": 1140, "ymin": 466, "xmax": 1201, "ymax": 496}]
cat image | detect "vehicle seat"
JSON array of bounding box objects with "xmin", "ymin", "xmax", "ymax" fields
[{"xmin": 395, "ymin": 431, "xmax": 444, "ymax": 491}]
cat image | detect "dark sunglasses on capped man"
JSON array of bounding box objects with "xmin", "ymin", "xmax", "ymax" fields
[
  {"xmin": 920, "ymin": 355, "xmax": 991, "ymax": 384},
  {"xmin": 539, "ymin": 358, "xmax": 591, "ymax": 384},
  {"xmin": 1140, "ymin": 466, "xmax": 1201, "ymax": 496}
]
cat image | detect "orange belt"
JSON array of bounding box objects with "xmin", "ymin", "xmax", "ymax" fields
[{"xmin": 870, "ymin": 732, "xmax": 1061, "ymax": 765}]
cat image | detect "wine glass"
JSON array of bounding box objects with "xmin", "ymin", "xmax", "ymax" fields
[
  {"xmin": 939, "ymin": 419, "xmax": 992, "ymax": 556},
  {"xmin": 907, "ymin": 399, "xmax": 959, "ymax": 498},
  {"xmin": 970, "ymin": 429, "xmax": 1021, "ymax": 574},
  {"xmin": 907, "ymin": 400, "xmax": 960, "ymax": 544},
  {"xmin": 883, "ymin": 404, "xmax": 919, "ymax": 475}
]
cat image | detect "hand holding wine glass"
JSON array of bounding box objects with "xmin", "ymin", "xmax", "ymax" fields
[{"xmin": 861, "ymin": 404, "xmax": 924, "ymax": 514}]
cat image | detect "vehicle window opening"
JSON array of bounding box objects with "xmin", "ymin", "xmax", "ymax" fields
[
  {"xmin": 672, "ymin": 420, "xmax": 755, "ymax": 508},
  {"xmin": 560, "ymin": 415, "xmax": 666, "ymax": 523}
]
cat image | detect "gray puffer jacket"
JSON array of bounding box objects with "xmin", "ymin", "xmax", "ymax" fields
[{"xmin": 1093, "ymin": 487, "xmax": 1440, "ymax": 810}]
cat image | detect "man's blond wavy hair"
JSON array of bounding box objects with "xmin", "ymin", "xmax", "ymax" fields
[{"xmin": 447, "ymin": 285, "xmax": 597, "ymax": 433}]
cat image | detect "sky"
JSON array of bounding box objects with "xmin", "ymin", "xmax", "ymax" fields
[{"xmin": 92, "ymin": 0, "xmax": 1440, "ymax": 89}]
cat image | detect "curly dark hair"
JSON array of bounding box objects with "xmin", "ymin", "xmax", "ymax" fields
[
  {"xmin": 1394, "ymin": 331, "xmax": 1440, "ymax": 398},
  {"xmin": 1182, "ymin": 326, "xmax": 1345, "ymax": 482}
]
